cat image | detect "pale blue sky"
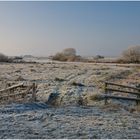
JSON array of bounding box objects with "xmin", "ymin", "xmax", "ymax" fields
[{"xmin": 0, "ymin": 1, "xmax": 140, "ymax": 56}]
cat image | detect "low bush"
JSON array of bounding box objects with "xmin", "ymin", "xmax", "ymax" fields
[
  {"xmin": 52, "ymin": 52, "xmax": 82, "ymax": 62},
  {"xmin": 121, "ymin": 46, "xmax": 140, "ymax": 63},
  {"xmin": 52, "ymin": 48, "xmax": 84, "ymax": 62},
  {"xmin": 0, "ymin": 53, "xmax": 12, "ymax": 62},
  {"xmin": 52, "ymin": 53, "xmax": 67, "ymax": 61}
]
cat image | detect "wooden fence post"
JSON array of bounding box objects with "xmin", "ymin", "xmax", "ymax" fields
[
  {"xmin": 136, "ymin": 84, "xmax": 140, "ymax": 110},
  {"xmin": 104, "ymin": 82, "xmax": 108, "ymax": 105},
  {"xmin": 32, "ymin": 83, "xmax": 37, "ymax": 102}
]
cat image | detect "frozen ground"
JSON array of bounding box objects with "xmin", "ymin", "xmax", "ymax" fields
[
  {"xmin": 0, "ymin": 102, "xmax": 140, "ymax": 139},
  {"xmin": 0, "ymin": 61, "xmax": 140, "ymax": 138}
]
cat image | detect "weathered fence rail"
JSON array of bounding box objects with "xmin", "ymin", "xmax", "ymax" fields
[
  {"xmin": 0, "ymin": 82, "xmax": 37, "ymax": 104},
  {"xmin": 105, "ymin": 82, "xmax": 140, "ymax": 90},
  {"xmin": 104, "ymin": 82, "xmax": 140, "ymax": 106},
  {"xmin": 0, "ymin": 83, "xmax": 24, "ymax": 93}
]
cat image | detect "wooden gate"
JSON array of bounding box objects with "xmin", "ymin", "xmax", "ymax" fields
[
  {"xmin": 0, "ymin": 82, "xmax": 37, "ymax": 104},
  {"xmin": 103, "ymin": 82, "xmax": 140, "ymax": 106}
]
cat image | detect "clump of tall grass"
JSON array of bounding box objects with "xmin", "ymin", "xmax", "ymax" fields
[{"xmin": 76, "ymin": 93, "xmax": 102, "ymax": 106}]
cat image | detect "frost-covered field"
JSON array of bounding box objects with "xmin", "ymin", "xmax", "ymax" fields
[{"xmin": 0, "ymin": 61, "xmax": 140, "ymax": 138}]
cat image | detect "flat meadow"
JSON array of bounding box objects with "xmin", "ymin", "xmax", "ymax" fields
[{"xmin": 0, "ymin": 59, "xmax": 140, "ymax": 138}]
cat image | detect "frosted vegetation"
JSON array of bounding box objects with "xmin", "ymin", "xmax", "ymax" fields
[{"xmin": 0, "ymin": 46, "xmax": 140, "ymax": 138}]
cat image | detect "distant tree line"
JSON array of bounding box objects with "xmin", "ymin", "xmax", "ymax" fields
[
  {"xmin": 51, "ymin": 46, "xmax": 140, "ymax": 63},
  {"xmin": 0, "ymin": 45, "xmax": 139, "ymax": 63}
]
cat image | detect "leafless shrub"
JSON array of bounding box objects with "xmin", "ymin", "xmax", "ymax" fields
[
  {"xmin": 80, "ymin": 93, "xmax": 102, "ymax": 106},
  {"xmin": 116, "ymin": 58, "xmax": 125, "ymax": 63},
  {"xmin": 52, "ymin": 53, "xmax": 67, "ymax": 61},
  {"xmin": 121, "ymin": 46, "xmax": 140, "ymax": 63},
  {"xmin": 62, "ymin": 48, "xmax": 76, "ymax": 56},
  {"xmin": 66, "ymin": 55, "xmax": 77, "ymax": 62},
  {"xmin": 52, "ymin": 48, "xmax": 82, "ymax": 62},
  {"xmin": 0, "ymin": 53, "xmax": 12, "ymax": 62}
]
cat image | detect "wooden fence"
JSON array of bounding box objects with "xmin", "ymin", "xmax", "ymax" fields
[
  {"xmin": 104, "ymin": 82, "xmax": 140, "ymax": 106},
  {"xmin": 0, "ymin": 82, "xmax": 37, "ymax": 104}
]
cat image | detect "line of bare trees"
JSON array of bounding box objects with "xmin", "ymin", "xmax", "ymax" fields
[
  {"xmin": 52, "ymin": 46, "xmax": 140, "ymax": 63},
  {"xmin": 0, "ymin": 45, "xmax": 140, "ymax": 63}
]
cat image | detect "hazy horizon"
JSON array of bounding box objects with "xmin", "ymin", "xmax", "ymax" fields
[{"xmin": 0, "ymin": 1, "xmax": 140, "ymax": 57}]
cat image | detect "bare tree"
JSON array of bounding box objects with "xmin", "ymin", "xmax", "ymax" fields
[
  {"xmin": 122, "ymin": 46, "xmax": 140, "ymax": 63},
  {"xmin": 52, "ymin": 52, "xmax": 67, "ymax": 61},
  {"xmin": 62, "ymin": 48, "xmax": 76, "ymax": 56},
  {"xmin": 52, "ymin": 48, "xmax": 81, "ymax": 62},
  {"xmin": 0, "ymin": 53, "xmax": 9, "ymax": 62}
]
